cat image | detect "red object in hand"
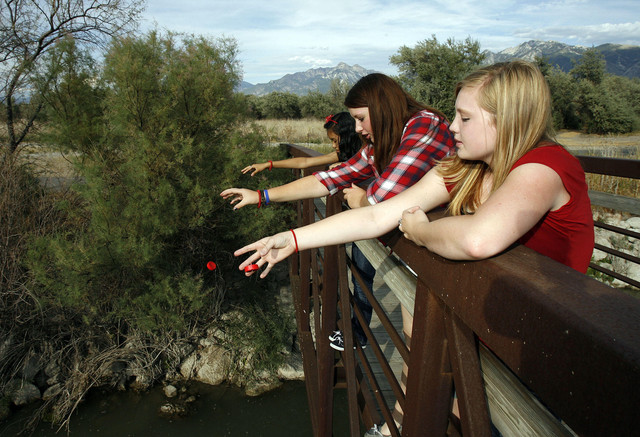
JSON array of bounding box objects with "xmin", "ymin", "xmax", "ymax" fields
[
  {"xmin": 244, "ymin": 264, "xmax": 259, "ymax": 272},
  {"xmin": 206, "ymin": 261, "xmax": 217, "ymax": 271}
]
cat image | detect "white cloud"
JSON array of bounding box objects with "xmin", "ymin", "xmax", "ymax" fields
[
  {"xmin": 141, "ymin": 0, "xmax": 640, "ymax": 84},
  {"xmin": 514, "ymin": 21, "xmax": 640, "ymax": 46}
]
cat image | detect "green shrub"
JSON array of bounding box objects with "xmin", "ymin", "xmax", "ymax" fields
[{"xmin": 27, "ymin": 31, "xmax": 295, "ymax": 333}]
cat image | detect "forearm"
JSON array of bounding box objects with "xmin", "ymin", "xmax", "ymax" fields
[
  {"xmin": 266, "ymin": 175, "xmax": 330, "ymax": 202},
  {"xmin": 274, "ymin": 153, "xmax": 338, "ymax": 170},
  {"xmin": 272, "ymin": 157, "xmax": 308, "ymax": 169},
  {"xmin": 411, "ymin": 215, "xmax": 482, "ymax": 260},
  {"xmin": 293, "ymin": 198, "xmax": 407, "ymax": 250}
]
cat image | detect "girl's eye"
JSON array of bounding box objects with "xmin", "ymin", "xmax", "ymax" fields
[{"xmin": 461, "ymin": 117, "xmax": 470, "ymax": 122}]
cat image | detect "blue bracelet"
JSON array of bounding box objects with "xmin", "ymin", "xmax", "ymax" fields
[{"xmin": 264, "ymin": 189, "xmax": 270, "ymax": 205}]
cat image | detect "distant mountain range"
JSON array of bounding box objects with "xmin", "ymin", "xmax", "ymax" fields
[
  {"xmin": 239, "ymin": 41, "xmax": 640, "ymax": 96},
  {"xmin": 238, "ymin": 62, "xmax": 378, "ymax": 96},
  {"xmin": 482, "ymin": 40, "xmax": 640, "ymax": 77}
]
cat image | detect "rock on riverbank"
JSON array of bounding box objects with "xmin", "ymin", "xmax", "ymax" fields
[{"xmin": 0, "ymin": 281, "xmax": 303, "ymax": 423}]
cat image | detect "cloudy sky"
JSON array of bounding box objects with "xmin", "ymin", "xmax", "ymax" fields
[{"xmin": 141, "ymin": 0, "xmax": 640, "ymax": 85}]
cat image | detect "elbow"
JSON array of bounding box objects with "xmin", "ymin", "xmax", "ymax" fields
[{"xmin": 460, "ymin": 234, "xmax": 501, "ymax": 260}]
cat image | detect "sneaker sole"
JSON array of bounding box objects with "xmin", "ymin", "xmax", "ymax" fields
[{"xmin": 329, "ymin": 343, "xmax": 345, "ymax": 351}]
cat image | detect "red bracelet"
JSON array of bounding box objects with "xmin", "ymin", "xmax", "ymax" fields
[
  {"xmin": 268, "ymin": 160, "xmax": 273, "ymax": 170},
  {"xmin": 290, "ymin": 229, "xmax": 299, "ymax": 253},
  {"xmin": 257, "ymin": 190, "xmax": 261, "ymax": 209}
]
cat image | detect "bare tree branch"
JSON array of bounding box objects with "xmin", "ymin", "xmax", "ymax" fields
[{"xmin": 1, "ymin": 0, "xmax": 145, "ymax": 152}]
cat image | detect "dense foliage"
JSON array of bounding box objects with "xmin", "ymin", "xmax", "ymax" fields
[
  {"xmin": 1, "ymin": 31, "xmax": 296, "ymax": 429},
  {"xmin": 239, "ymin": 78, "xmax": 350, "ymax": 119},
  {"xmin": 27, "ymin": 31, "xmax": 295, "ymax": 331},
  {"xmin": 390, "ymin": 35, "xmax": 485, "ymax": 120}
]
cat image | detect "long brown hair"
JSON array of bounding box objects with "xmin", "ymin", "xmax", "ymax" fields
[
  {"xmin": 344, "ymin": 73, "xmax": 447, "ymax": 173},
  {"xmin": 440, "ymin": 60, "xmax": 555, "ymax": 215}
]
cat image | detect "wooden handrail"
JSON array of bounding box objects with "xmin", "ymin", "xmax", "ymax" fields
[{"xmin": 284, "ymin": 143, "xmax": 640, "ymax": 437}]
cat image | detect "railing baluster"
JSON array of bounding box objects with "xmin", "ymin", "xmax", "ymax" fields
[{"xmin": 444, "ymin": 308, "xmax": 491, "ymax": 436}]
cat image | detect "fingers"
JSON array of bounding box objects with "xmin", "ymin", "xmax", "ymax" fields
[
  {"xmin": 234, "ymin": 239, "xmax": 276, "ymax": 278},
  {"xmin": 220, "ymin": 188, "xmax": 242, "ymax": 200},
  {"xmin": 220, "ymin": 188, "xmax": 257, "ymax": 210},
  {"xmin": 240, "ymin": 164, "xmax": 263, "ymax": 176},
  {"xmin": 259, "ymin": 263, "xmax": 273, "ymax": 279}
]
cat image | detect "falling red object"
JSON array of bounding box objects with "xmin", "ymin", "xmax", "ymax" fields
[
  {"xmin": 206, "ymin": 261, "xmax": 217, "ymax": 271},
  {"xmin": 244, "ymin": 264, "xmax": 259, "ymax": 272}
]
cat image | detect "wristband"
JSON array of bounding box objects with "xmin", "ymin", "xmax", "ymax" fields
[
  {"xmin": 257, "ymin": 190, "xmax": 261, "ymax": 209},
  {"xmin": 264, "ymin": 189, "xmax": 270, "ymax": 205},
  {"xmin": 290, "ymin": 229, "xmax": 299, "ymax": 253},
  {"xmin": 268, "ymin": 160, "xmax": 273, "ymax": 171}
]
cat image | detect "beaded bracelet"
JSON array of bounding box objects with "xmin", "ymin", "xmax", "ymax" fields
[
  {"xmin": 264, "ymin": 189, "xmax": 270, "ymax": 205},
  {"xmin": 256, "ymin": 190, "xmax": 261, "ymax": 209},
  {"xmin": 268, "ymin": 160, "xmax": 273, "ymax": 171}
]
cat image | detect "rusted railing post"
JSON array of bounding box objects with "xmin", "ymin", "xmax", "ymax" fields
[
  {"xmin": 403, "ymin": 282, "xmax": 453, "ymax": 436},
  {"xmin": 316, "ymin": 195, "xmax": 341, "ymax": 436}
]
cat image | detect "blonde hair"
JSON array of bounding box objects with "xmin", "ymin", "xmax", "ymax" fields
[{"xmin": 440, "ymin": 60, "xmax": 555, "ymax": 215}]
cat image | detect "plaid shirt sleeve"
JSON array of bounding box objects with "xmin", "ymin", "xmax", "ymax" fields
[
  {"xmin": 314, "ymin": 110, "xmax": 456, "ymax": 203},
  {"xmin": 368, "ymin": 110, "xmax": 455, "ymax": 203},
  {"xmin": 313, "ymin": 144, "xmax": 376, "ymax": 195}
]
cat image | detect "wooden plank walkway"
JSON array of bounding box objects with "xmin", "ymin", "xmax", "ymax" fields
[{"xmin": 345, "ymin": 244, "xmax": 406, "ymax": 414}]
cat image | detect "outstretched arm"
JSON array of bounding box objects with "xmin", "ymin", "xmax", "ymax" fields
[
  {"xmin": 220, "ymin": 175, "xmax": 331, "ymax": 210},
  {"xmin": 235, "ymin": 168, "xmax": 450, "ymax": 277},
  {"xmin": 241, "ymin": 153, "xmax": 339, "ymax": 176}
]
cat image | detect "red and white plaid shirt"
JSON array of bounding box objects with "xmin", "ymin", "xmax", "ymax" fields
[{"xmin": 314, "ymin": 109, "xmax": 456, "ymax": 204}]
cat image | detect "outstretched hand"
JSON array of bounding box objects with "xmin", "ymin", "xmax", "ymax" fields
[
  {"xmin": 241, "ymin": 162, "xmax": 270, "ymax": 176},
  {"xmin": 234, "ymin": 231, "xmax": 297, "ymax": 278},
  {"xmin": 220, "ymin": 188, "xmax": 259, "ymax": 210}
]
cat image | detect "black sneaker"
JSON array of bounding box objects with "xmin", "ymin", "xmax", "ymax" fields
[
  {"xmin": 329, "ymin": 331, "xmax": 367, "ymax": 351},
  {"xmin": 328, "ymin": 330, "xmax": 341, "ymax": 341},
  {"xmin": 329, "ymin": 331, "xmax": 345, "ymax": 351}
]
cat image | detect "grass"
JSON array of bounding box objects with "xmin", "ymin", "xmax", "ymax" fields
[
  {"xmin": 8, "ymin": 121, "xmax": 639, "ymax": 198},
  {"xmin": 249, "ymin": 118, "xmax": 329, "ymax": 147}
]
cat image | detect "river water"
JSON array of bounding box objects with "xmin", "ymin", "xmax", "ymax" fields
[{"xmin": 1, "ymin": 381, "xmax": 350, "ymax": 436}]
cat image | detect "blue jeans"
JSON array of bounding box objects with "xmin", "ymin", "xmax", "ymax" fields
[{"xmin": 351, "ymin": 243, "xmax": 375, "ymax": 345}]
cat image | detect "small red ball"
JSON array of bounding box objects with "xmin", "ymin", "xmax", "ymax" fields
[{"xmin": 206, "ymin": 261, "xmax": 217, "ymax": 271}]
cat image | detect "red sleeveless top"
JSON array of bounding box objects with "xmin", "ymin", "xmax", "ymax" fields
[{"xmin": 512, "ymin": 143, "xmax": 594, "ymax": 273}]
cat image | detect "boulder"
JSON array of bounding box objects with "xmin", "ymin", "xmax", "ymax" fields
[
  {"xmin": 42, "ymin": 383, "xmax": 62, "ymax": 401},
  {"xmin": 277, "ymin": 352, "xmax": 305, "ymax": 381},
  {"xmin": 195, "ymin": 345, "xmax": 232, "ymax": 386},
  {"xmin": 6, "ymin": 379, "xmax": 41, "ymax": 406},
  {"xmin": 163, "ymin": 384, "xmax": 178, "ymax": 398},
  {"xmin": 244, "ymin": 377, "xmax": 282, "ymax": 396},
  {"xmin": 180, "ymin": 344, "xmax": 232, "ymax": 386}
]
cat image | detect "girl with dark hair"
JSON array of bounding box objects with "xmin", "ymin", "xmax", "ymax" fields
[
  {"xmin": 241, "ymin": 112, "xmax": 361, "ymax": 176},
  {"xmin": 222, "ymin": 73, "xmax": 455, "ymax": 436}
]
